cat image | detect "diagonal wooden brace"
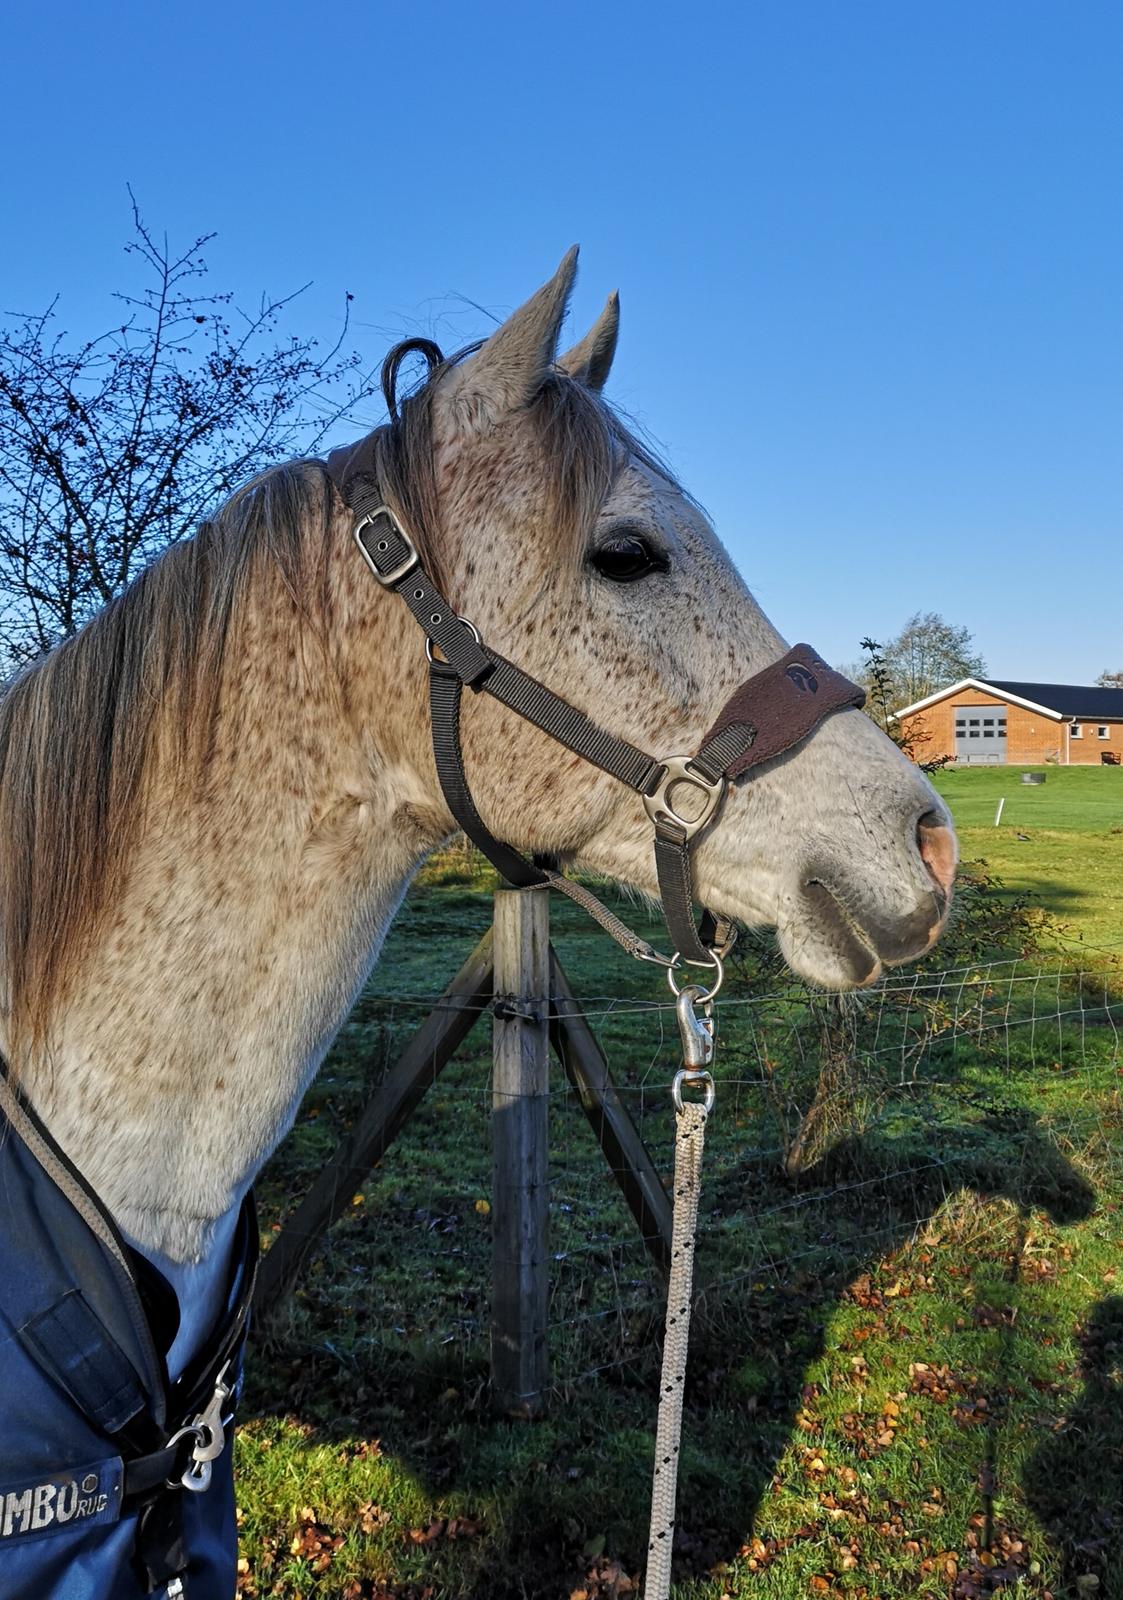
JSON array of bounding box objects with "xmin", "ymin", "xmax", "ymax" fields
[
  {"xmin": 254, "ymin": 927, "xmax": 494, "ymax": 1326},
  {"xmin": 548, "ymin": 949, "xmax": 673, "ymax": 1276}
]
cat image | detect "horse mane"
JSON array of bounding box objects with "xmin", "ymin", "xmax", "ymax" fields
[
  {"xmin": 0, "ymin": 459, "xmax": 332, "ymax": 1061},
  {"xmin": 0, "ymin": 339, "xmax": 675, "ymax": 1065}
]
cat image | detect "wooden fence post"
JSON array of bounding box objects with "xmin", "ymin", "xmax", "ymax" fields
[{"xmin": 490, "ymin": 888, "xmax": 551, "ymax": 1416}]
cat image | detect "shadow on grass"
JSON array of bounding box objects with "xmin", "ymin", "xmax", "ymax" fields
[
  {"xmin": 1023, "ymin": 1296, "xmax": 1123, "ymax": 1599},
  {"xmin": 971, "ymin": 873, "xmax": 1091, "ymax": 920},
  {"xmin": 245, "ymin": 1109, "xmax": 1097, "ymax": 1598}
]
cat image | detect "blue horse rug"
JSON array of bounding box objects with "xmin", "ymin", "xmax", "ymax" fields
[{"xmin": 0, "ymin": 1061, "xmax": 256, "ymax": 1598}]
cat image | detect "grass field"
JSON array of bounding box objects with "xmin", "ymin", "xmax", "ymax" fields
[
  {"xmin": 932, "ymin": 766, "xmax": 1122, "ymax": 833},
  {"xmin": 931, "ymin": 766, "xmax": 1123, "ymax": 954},
  {"xmin": 239, "ymin": 775, "xmax": 1123, "ymax": 1600}
]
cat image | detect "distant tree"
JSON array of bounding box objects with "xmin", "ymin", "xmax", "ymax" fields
[
  {"xmin": 0, "ymin": 198, "xmax": 379, "ymax": 666},
  {"xmin": 1095, "ymin": 669, "xmax": 1123, "ymax": 689},
  {"xmin": 881, "ymin": 611, "xmax": 985, "ymax": 709},
  {"xmin": 847, "ymin": 614, "xmax": 984, "ymax": 721}
]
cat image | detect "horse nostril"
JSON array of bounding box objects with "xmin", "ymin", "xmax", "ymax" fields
[{"xmin": 917, "ymin": 810, "xmax": 957, "ymax": 908}]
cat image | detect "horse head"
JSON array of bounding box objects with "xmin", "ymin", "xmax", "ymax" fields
[{"xmin": 366, "ymin": 249, "xmax": 955, "ymax": 989}]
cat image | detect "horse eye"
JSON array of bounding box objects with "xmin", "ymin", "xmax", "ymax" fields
[{"xmin": 589, "ymin": 534, "xmax": 665, "ymax": 582}]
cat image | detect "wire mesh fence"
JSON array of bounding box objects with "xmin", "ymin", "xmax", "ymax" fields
[{"xmin": 257, "ymin": 904, "xmax": 1123, "ymax": 1405}]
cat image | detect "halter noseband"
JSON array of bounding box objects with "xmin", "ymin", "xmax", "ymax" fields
[{"xmin": 323, "ymin": 434, "xmax": 865, "ymax": 977}]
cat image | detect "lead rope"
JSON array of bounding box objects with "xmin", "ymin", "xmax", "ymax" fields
[{"xmin": 644, "ymin": 984, "xmax": 716, "ymax": 1600}]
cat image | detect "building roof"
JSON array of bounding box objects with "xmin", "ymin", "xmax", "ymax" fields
[
  {"xmin": 894, "ymin": 677, "xmax": 1123, "ymax": 722},
  {"xmin": 985, "ymin": 680, "xmax": 1123, "ymax": 719}
]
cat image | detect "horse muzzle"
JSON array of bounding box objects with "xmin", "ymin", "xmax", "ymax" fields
[{"xmin": 791, "ymin": 810, "xmax": 957, "ymax": 988}]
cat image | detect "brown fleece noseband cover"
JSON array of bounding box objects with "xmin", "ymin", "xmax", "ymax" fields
[{"xmin": 698, "ymin": 645, "xmax": 866, "ymax": 781}]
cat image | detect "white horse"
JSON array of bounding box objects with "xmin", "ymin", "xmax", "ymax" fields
[{"xmin": 0, "ymin": 248, "xmax": 955, "ymax": 1387}]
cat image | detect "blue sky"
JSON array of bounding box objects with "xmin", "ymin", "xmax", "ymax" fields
[{"xmin": 4, "ymin": 1, "xmax": 1120, "ymax": 680}]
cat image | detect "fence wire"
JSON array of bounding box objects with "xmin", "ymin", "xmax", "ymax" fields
[{"xmin": 262, "ymin": 929, "xmax": 1123, "ymax": 1401}]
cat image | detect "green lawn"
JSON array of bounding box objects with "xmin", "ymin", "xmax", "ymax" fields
[
  {"xmin": 932, "ymin": 766, "xmax": 1123, "ymax": 954},
  {"xmin": 931, "ymin": 765, "xmax": 1123, "ymax": 833},
  {"xmin": 237, "ymin": 825, "xmax": 1123, "ymax": 1600}
]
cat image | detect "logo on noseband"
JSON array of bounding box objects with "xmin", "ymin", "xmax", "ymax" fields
[{"xmin": 785, "ymin": 664, "xmax": 819, "ymax": 693}]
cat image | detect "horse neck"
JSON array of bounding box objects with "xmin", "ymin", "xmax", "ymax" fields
[{"xmin": 24, "ymin": 518, "xmax": 450, "ymax": 1265}]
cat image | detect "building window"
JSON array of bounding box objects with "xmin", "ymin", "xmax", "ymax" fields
[
  {"xmin": 1098, "ymin": 726, "xmax": 1110, "ymax": 739},
  {"xmin": 1072, "ymin": 724, "xmax": 1083, "ymax": 738}
]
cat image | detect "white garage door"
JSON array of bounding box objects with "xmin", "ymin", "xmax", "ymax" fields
[{"xmin": 955, "ymin": 709, "xmax": 1007, "ymax": 763}]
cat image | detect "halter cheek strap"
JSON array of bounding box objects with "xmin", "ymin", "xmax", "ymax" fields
[{"xmin": 324, "ymin": 439, "xmax": 865, "ymax": 971}]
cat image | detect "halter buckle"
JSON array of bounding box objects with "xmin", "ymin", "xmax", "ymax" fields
[
  {"xmin": 643, "ymin": 757, "xmax": 725, "ymax": 841},
  {"xmin": 354, "ymin": 505, "xmax": 420, "ymax": 587}
]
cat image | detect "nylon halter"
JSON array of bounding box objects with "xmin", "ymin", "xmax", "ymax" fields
[{"xmin": 323, "ymin": 430, "xmax": 865, "ymax": 977}]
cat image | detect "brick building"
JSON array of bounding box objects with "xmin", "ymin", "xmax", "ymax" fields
[{"xmin": 893, "ymin": 678, "xmax": 1123, "ymax": 766}]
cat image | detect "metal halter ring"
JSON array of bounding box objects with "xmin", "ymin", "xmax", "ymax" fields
[
  {"xmin": 667, "ymin": 950, "xmax": 724, "ymax": 1002},
  {"xmin": 425, "ymin": 616, "xmax": 482, "ymax": 664},
  {"xmin": 672, "ymin": 1067, "xmax": 716, "ymax": 1114},
  {"xmin": 643, "ymin": 756, "xmax": 726, "ymax": 842}
]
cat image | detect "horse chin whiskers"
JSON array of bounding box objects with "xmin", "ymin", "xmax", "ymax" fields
[
  {"xmin": 799, "ymin": 857, "xmax": 946, "ymax": 981},
  {"xmin": 692, "ymin": 871, "xmax": 775, "ymax": 936},
  {"xmin": 797, "ymin": 879, "xmax": 882, "ymax": 989}
]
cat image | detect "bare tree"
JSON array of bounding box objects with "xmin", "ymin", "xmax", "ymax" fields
[
  {"xmin": 883, "ymin": 611, "xmax": 985, "ymax": 708},
  {"xmin": 0, "ymin": 199, "xmax": 380, "ymax": 665},
  {"xmin": 848, "ymin": 613, "xmax": 984, "ymax": 719},
  {"xmin": 1095, "ymin": 669, "xmax": 1123, "ymax": 689}
]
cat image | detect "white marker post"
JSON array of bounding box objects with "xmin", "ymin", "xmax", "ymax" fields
[{"xmin": 995, "ymin": 798, "xmax": 1005, "ymax": 827}]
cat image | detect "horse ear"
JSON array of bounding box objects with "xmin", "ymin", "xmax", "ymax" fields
[
  {"xmin": 557, "ymin": 291, "xmax": 619, "ymax": 392},
  {"xmin": 442, "ymin": 247, "xmax": 579, "ymax": 429}
]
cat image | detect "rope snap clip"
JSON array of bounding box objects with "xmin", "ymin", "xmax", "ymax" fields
[{"xmin": 672, "ymin": 985, "xmax": 715, "ymax": 1113}]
